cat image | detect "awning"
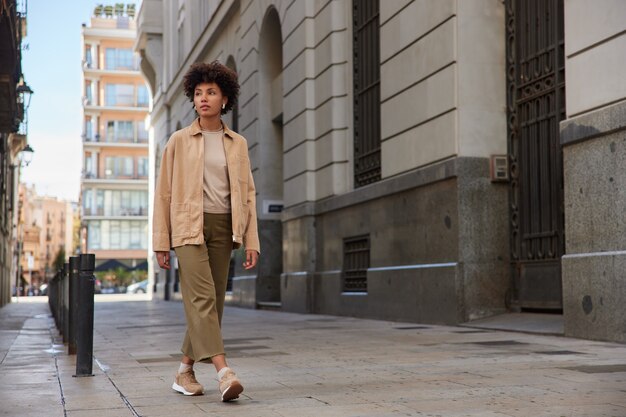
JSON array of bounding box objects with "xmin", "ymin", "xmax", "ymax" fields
[{"xmin": 94, "ymin": 259, "xmax": 128, "ymax": 272}]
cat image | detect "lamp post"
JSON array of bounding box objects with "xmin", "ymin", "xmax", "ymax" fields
[{"xmin": 18, "ymin": 144, "xmax": 34, "ymax": 166}]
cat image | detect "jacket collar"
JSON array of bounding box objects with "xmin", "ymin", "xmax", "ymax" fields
[{"xmin": 189, "ymin": 118, "xmax": 235, "ymax": 140}]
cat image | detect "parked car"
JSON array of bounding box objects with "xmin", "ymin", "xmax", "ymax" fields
[{"xmin": 127, "ymin": 279, "xmax": 148, "ymax": 294}]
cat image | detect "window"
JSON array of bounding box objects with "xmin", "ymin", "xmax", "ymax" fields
[
  {"xmin": 84, "ymin": 45, "xmax": 92, "ymax": 68},
  {"xmin": 88, "ymin": 221, "xmax": 101, "ymax": 250},
  {"xmin": 106, "ymin": 120, "xmax": 134, "ymax": 142},
  {"xmin": 85, "ymin": 155, "xmax": 95, "ymax": 178},
  {"xmin": 137, "ymin": 157, "xmax": 149, "ymax": 178},
  {"xmin": 85, "ymin": 81, "xmax": 93, "ymax": 105},
  {"xmin": 105, "ymin": 84, "xmax": 134, "ymax": 106},
  {"xmin": 84, "ymin": 118, "xmax": 93, "ymax": 141},
  {"xmin": 353, "ymin": 0, "xmax": 381, "ymax": 187},
  {"xmin": 137, "ymin": 85, "xmax": 149, "ymax": 107},
  {"xmin": 91, "ymin": 220, "xmax": 148, "ymax": 250},
  {"xmin": 96, "ymin": 189, "xmax": 104, "ymax": 215},
  {"xmin": 137, "ymin": 123, "xmax": 148, "ymax": 142},
  {"xmin": 105, "ymin": 48, "xmax": 134, "ymax": 70},
  {"xmin": 104, "ymin": 156, "xmax": 134, "ymax": 178},
  {"xmin": 83, "ymin": 189, "xmax": 93, "ymax": 215},
  {"xmin": 102, "ymin": 190, "xmax": 148, "ymax": 216},
  {"xmin": 342, "ymin": 235, "xmax": 370, "ymax": 293}
]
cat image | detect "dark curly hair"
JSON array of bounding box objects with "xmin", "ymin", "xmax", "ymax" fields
[{"xmin": 183, "ymin": 61, "xmax": 239, "ymax": 115}]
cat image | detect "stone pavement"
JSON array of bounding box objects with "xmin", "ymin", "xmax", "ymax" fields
[{"xmin": 1, "ymin": 297, "xmax": 625, "ymax": 417}]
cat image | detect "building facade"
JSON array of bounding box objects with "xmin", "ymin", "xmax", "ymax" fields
[
  {"xmin": 17, "ymin": 184, "xmax": 74, "ymax": 292},
  {"xmin": 559, "ymin": 0, "xmax": 626, "ymax": 342},
  {"xmin": 81, "ymin": 4, "xmax": 150, "ymax": 273},
  {"xmin": 136, "ymin": 0, "xmax": 626, "ymax": 342},
  {"xmin": 0, "ymin": 0, "xmax": 30, "ymax": 307}
]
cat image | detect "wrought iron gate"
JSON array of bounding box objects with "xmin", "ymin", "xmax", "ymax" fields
[{"xmin": 506, "ymin": 0, "xmax": 565, "ymax": 310}]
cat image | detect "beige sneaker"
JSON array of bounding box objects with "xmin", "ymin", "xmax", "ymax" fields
[
  {"xmin": 172, "ymin": 368, "xmax": 204, "ymax": 396},
  {"xmin": 219, "ymin": 369, "xmax": 243, "ymax": 402}
]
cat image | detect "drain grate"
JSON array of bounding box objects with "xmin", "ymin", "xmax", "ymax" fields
[
  {"xmin": 471, "ymin": 340, "xmax": 528, "ymax": 346},
  {"xmin": 535, "ymin": 350, "xmax": 584, "ymax": 355},
  {"xmin": 394, "ymin": 326, "xmax": 431, "ymax": 330},
  {"xmin": 565, "ymin": 364, "xmax": 626, "ymax": 374},
  {"xmin": 453, "ymin": 330, "xmax": 489, "ymax": 334}
]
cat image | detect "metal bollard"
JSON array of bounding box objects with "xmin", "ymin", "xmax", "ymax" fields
[
  {"xmin": 62, "ymin": 263, "xmax": 70, "ymax": 343},
  {"xmin": 75, "ymin": 254, "xmax": 95, "ymax": 377},
  {"xmin": 68, "ymin": 257, "xmax": 79, "ymax": 355},
  {"xmin": 48, "ymin": 275, "xmax": 56, "ymax": 324}
]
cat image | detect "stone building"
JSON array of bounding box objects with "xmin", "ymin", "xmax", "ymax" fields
[
  {"xmin": 0, "ymin": 0, "xmax": 31, "ymax": 306},
  {"xmin": 136, "ymin": 0, "xmax": 626, "ymax": 342}
]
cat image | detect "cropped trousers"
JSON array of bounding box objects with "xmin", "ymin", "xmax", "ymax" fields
[{"xmin": 174, "ymin": 212, "xmax": 233, "ymax": 362}]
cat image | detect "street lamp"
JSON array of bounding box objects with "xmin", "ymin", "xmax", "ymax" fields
[
  {"xmin": 18, "ymin": 144, "xmax": 34, "ymax": 167},
  {"xmin": 16, "ymin": 82, "xmax": 34, "ymax": 110}
]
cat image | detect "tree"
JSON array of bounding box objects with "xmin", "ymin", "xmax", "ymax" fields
[{"xmin": 52, "ymin": 247, "xmax": 66, "ymax": 272}]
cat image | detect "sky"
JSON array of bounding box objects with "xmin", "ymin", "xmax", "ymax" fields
[{"xmin": 21, "ymin": 1, "xmax": 137, "ymax": 202}]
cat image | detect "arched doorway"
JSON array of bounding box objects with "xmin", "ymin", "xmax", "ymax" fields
[{"xmin": 256, "ymin": 7, "xmax": 283, "ymax": 305}]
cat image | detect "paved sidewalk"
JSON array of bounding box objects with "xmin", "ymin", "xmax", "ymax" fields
[{"xmin": 1, "ymin": 298, "xmax": 625, "ymax": 417}]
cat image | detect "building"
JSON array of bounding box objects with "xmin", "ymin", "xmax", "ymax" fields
[
  {"xmin": 0, "ymin": 0, "xmax": 31, "ymax": 307},
  {"xmin": 17, "ymin": 184, "xmax": 74, "ymax": 293},
  {"xmin": 81, "ymin": 4, "xmax": 150, "ymax": 275},
  {"xmin": 136, "ymin": 0, "xmax": 626, "ymax": 343}
]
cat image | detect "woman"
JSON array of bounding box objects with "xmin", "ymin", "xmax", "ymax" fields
[{"xmin": 152, "ymin": 61, "xmax": 259, "ymax": 402}]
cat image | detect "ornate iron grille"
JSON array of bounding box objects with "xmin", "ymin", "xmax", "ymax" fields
[
  {"xmin": 506, "ymin": 0, "xmax": 565, "ymax": 308},
  {"xmin": 353, "ymin": 0, "xmax": 381, "ymax": 187},
  {"xmin": 342, "ymin": 235, "xmax": 370, "ymax": 292}
]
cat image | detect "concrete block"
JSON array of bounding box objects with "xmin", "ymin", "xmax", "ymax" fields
[
  {"xmin": 368, "ymin": 265, "xmax": 459, "ymax": 324},
  {"xmin": 280, "ymin": 272, "xmax": 313, "ymax": 313},
  {"xmin": 563, "ymin": 130, "xmax": 626, "ymax": 253},
  {"xmin": 562, "ymin": 252, "xmax": 626, "ymax": 343}
]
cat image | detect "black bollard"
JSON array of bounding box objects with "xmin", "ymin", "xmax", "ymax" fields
[
  {"xmin": 62, "ymin": 263, "xmax": 70, "ymax": 343},
  {"xmin": 75, "ymin": 254, "xmax": 95, "ymax": 377},
  {"xmin": 68, "ymin": 257, "xmax": 79, "ymax": 355}
]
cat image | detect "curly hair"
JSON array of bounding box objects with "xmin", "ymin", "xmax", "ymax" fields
[{"xmin": 183, "ymin": 61, "xmax": 239, "ymax": 115}]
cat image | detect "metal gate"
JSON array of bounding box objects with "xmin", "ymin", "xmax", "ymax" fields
[{"xmin": 506, "ymin": 0, "xmax": 565, "ymax": 310}]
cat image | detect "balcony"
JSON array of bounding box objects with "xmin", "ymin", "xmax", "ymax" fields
[
  {"xmin": 82, "ymin": 206, "xmax": 148, "ymax": 219},
  {"xmin": 83, "ymin": 134, "xmax": 149, "ymax": 148},
  {"xmin": 82, "ymin": 174, "xmax": 148, "ymax": 186}
]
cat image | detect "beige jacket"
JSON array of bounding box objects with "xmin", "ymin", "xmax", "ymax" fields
[{"xmin": 152, "ymin": 118, "xmax": 260, "ymax": 253}]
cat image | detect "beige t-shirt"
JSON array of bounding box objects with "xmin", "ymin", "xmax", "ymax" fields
[{"xmin": 202, "ymin": 129, "xmax": 231, "ymax": 213}]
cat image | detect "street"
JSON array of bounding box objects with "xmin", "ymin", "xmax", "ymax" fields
[{"xmin": 1, "ymin": 298, "xmax": 625, "ymax": 417}]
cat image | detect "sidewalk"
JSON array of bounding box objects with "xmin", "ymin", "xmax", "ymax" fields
[{"xmin": 1, "ymin": 297, "xmax": 625, "ymax": 417}]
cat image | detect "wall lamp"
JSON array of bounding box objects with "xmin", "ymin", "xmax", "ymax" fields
[{"xmin": 18, "ymin": 144, "xmax": 34, "ymax": 167}]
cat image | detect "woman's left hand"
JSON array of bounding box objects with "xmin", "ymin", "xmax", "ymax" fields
[{"xmin": 243, "ymin": 250, "xmax": 259, "ymax": 270}]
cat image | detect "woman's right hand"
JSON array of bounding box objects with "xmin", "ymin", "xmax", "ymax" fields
[{"xmin": 156, "ymin": 251, "xmax": 171, "ymax": 270}]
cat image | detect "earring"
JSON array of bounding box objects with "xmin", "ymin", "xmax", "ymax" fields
[{"xmin": 222, "ymin": 103, "xmax": 226, "ymax": 110}]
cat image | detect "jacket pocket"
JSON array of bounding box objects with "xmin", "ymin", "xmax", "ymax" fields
[{"xmin": 170, "ymin": 203, "xmax": 189, "ymax": 237}]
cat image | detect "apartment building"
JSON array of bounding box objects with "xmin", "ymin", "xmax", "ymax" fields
[
  {"xmin": 17, "ymin": 184, "xmax": 73, "ymax": 292},
  {"xmin": 81, "ymin": 4, "xmax": 149, "ymax": 273}
]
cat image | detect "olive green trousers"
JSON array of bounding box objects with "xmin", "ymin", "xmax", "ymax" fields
[{"xmin": 174, "ymin": 213, "xmax": 233, "ymax": 362}]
